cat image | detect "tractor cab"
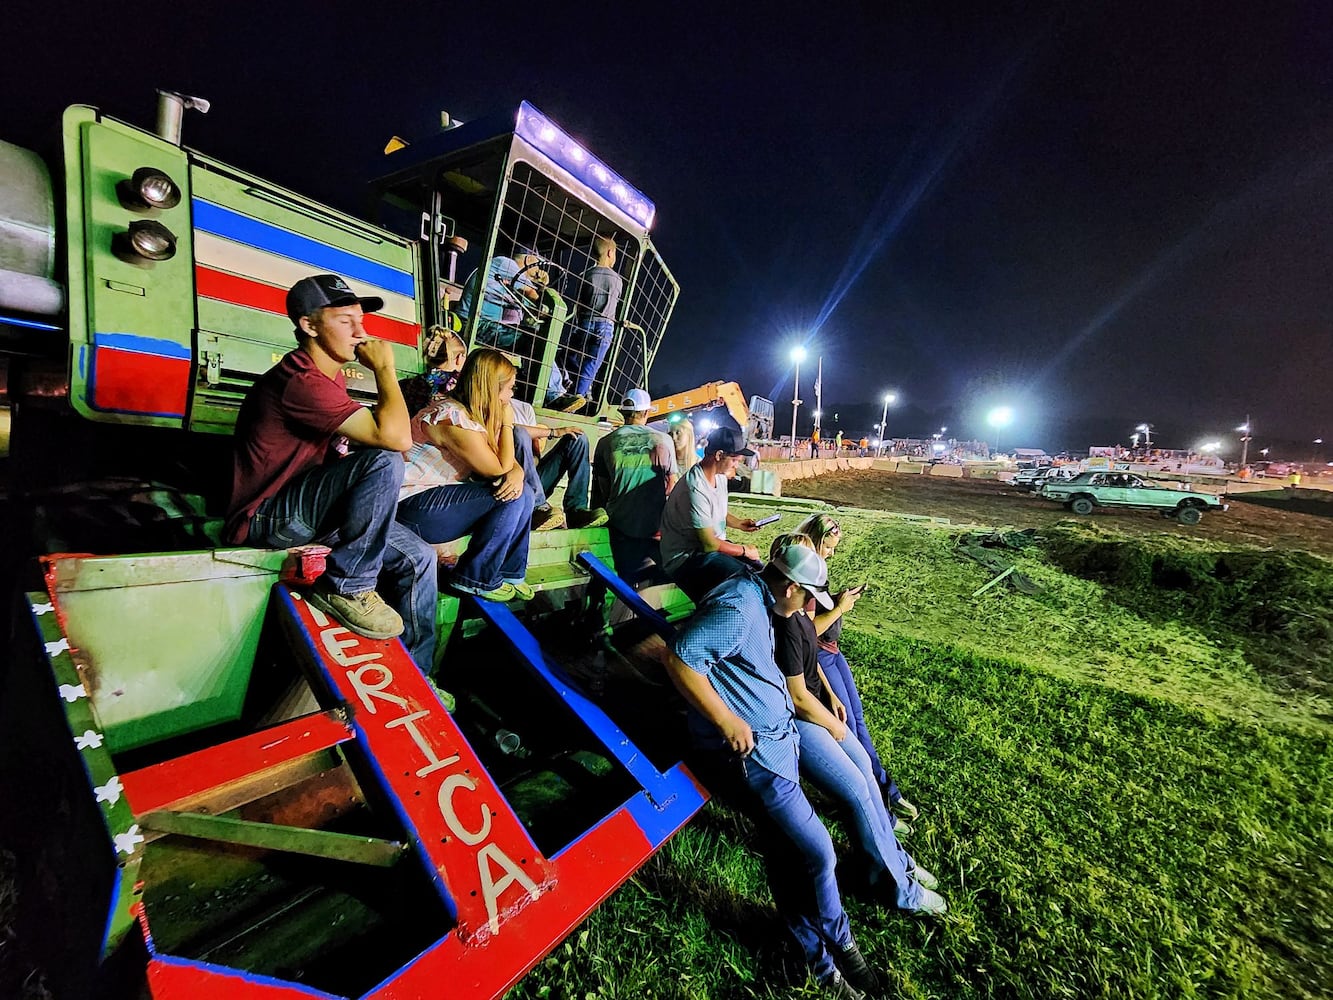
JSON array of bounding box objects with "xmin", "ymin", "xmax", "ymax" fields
[{"xmin": 368, "ymin": 102, "xmax": 678, "ymax": 417}]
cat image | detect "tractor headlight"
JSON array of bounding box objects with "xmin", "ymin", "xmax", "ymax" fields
[
  {"xmin": 114, "ymin": 220, "xmax": 178, "ymax": 261},
  {"xmin": 116, "ymin": 166, "xmax": 182, "ymax": 211}
]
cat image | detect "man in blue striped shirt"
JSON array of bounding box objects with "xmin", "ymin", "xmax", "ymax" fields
[{"xmin": 665, "ymin": 545, "xmax": 878, "ymax": 999}]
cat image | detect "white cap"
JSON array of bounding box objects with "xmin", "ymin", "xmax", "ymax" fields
[
  {"xmin": 618, "ymin": 388, "xmax": 652, "ymax": 412},
  {"xmin": 770, "ymin": 544, "xmax": 834, "ymax": 610}
]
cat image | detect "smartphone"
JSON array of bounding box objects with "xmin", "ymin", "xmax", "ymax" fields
[
  {"xmin": 754, "ymin": 514, "xmax": 782, "ymax": 528},
  {"xmin": 851, "ymin": 583, "xmax": 869, "ymax": 595}
]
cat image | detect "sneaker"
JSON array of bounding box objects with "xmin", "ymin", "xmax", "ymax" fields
[
  {"xmin": 504, "ymin": 579, "xmax": 536, "ymax": 600},
  {"xmin": 892, "ymin": 795, "xmax": 920, "ymax": 821},
  {"xmin": 831, "ymin": 940, "xmax": 878, "ymax": 996},
  {"xmin": 906, "ymin": 886, "xmax": 948, "ymax": 916},
  {"xmin": 910, "ymin": 865, "xmax": 939, "ymax": 891},
  {"xmin": 565, "ymin": 507, "xmax": 609, "ymax": 529},
  {"xmin": 451, "ymin": 580, "xmax": 518, "ymax": 602},
  {"xmin": 548, "ymin": 393, "xmax": 586, "ymax": 413},
  {"xmin": 821, "ymin": 969, "xmax": 866, "ymax": 1000},
  {"xmin": 306, "ymin": 586, "xmax": 403, "ymax": 639},
  {"xmin": 425, "ymin": 677, "xmax": 456, "ymax": 713},
  {"xmin": 532, "ymin": 505, "xmax": 565, "ymax": 531},
  {"xmin": 892, "ymin": 816, "xmax": 912, "ymax": 838}
]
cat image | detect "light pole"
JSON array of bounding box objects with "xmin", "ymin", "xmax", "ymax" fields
[
  {"xmin": 876, "ymin": 392, "xmax": 897, "ymax": 458},
  {"xmin": 789, "ymin": 344, "xmax": 807, "ymax": 459},
  {"xmin": 1136, "ymin": 423, "xmax": 1152, "ymax": 450},
  {"xmin": 1237, "ymin": 416, "xmax": 1252, "ymax": 468},
  {"xmin": 987, "ymin": 405, "xmax": 1014, "ymax": 457}
]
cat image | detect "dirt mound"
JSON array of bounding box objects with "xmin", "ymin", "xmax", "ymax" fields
[{"xmin": 1041, "ymin": 524, "xmax": 1333, "ymax": 696}]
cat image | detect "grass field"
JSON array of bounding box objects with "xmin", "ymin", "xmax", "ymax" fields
[{"xmin": 511, "ymin": 507, "xmax": 1333, "ymax": 1000}]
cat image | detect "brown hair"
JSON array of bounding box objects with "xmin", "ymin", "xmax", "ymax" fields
[
  {"xmin": 449, "ymin": 348, "xmax": 517, "ymax": 443},
  {"xmin": 592, "ymin": 234, "xmax": 616, "ymax": 260}
]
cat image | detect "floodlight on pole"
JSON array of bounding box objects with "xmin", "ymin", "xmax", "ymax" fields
[
  {"xmin": 788, "ymin": 344, "xmax": 807, "ymax": 459},
  {"xmin": 877, "ymin": 392, "xmax": 897, "ymax": 457},
  {"xmin": 1236, "ymin": 415, "xmax": 1252, "ymax": 467},
  {"xmin": 1135, "ymin": 423, "xmax": 1152, "ymax": 449},
  {"xmin": 987, "ymin": 405, "xmax": 1014, "ymax": 455}
]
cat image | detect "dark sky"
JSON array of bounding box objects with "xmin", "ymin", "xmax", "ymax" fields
[{"xmin": 6, "ymin": 1, "xmax": 1332, "ymax": 453}]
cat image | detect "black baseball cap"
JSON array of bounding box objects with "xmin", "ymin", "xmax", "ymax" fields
[
  {"xmin": 286, "ymin": 274, "xmax": 384, "ymax": 325},
  {"xmin": 704, "ymin": 426, "xmax": 756, "ymax": 457}
]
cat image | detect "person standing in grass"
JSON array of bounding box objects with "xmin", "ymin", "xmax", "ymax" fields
[
  {"xmin": 769, "ymin": 533, "xmax": 945, "ymax": 913},
  {"xmin": 395, "ymin": 349, "xmax": 535, "ymax": 603},
  {"xmin": 796, "ymin": 512, "xmax": 920, "ymax": 824},
  {"xmin": 663, "ymin": 544, "xmax": 882, "ymax": 999}
]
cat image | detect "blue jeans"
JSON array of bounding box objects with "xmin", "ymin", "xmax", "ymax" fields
[
  {"xmin": 669, "ymin": 550, "xmax": 753, "ymax": 604},
  {"xmin": 396, "ymin": 479, "xmax": 533, "ymax": 591},
  {"xmin": 247, "ymin": 449, "xmax": 438, "ymax": 672},
  {"xmin": 539, "ymin": 432, "xmax": 592, "ymax": 513},
  {"xmin": 795, "ymin": 720, "xmax": 922, "ymax": 909},
  {"xmin": 817, "ymin": 647, "xmax": 900, "ymax": 803},
  {"xmin": 608, "ymin": 527, "xmax": 664, "ymax": 587},
  {"xmin": 516, "ymin": 427, "xmax": 593, "ymax": 513},
  {"xmin": 473, "ymin": 317, "xmax": 521, "ymax": 351},
  {"xmin": 562, "ymin": 317, "xmax": 615, "ymax": 397},
  {"xmin": 701, "ymin": 751, "xmax": 851, "ymax": 983}
]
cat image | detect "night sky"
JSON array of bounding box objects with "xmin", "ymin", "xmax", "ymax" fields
[{"xmin": 6, "ymin": 1, "xmax": 1331, "ymax": 455}]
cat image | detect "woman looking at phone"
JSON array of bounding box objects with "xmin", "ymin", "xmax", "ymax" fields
[
  {"xmin": 795, "ymin": 513, "xmax": 920, "ymax": 825},
  {"xmin": 767, "ymin": 533, "xmax": 945, "ymax": 913}
]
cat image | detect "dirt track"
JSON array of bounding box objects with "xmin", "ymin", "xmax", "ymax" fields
[{"xmin": 783, "ymin": 470, "xmax": 1333, "ymax": 557}]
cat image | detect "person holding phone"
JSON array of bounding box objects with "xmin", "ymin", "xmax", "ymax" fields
[
  {"xmin": 767, "ymin": 533, "xmax": 945, "ymax": 914},
  {"xmin": 659, "ymin": 426, "xmax": 763, "ymax": 602},
  {"xmin": 796, "ymin": 513, "xmax": 920, "ymax": 823},
  {"xmin": 663, "ymin": 545, "xmax": 886, "ymax": 996}
]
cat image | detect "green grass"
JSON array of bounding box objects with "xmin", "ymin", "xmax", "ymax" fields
[{"xmin": 505, "ymin": 508, "xmax": 1332, "ymax": 999}]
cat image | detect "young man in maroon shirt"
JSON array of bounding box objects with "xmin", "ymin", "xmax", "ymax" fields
[{"xmin": 225, "ymin": 274, "xmax": 438, "ymax": 670}]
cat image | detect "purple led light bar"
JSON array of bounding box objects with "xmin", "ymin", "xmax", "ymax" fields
[{"xmin": 515, "ymin": 102, "xmax": 656, "ymax": 230}]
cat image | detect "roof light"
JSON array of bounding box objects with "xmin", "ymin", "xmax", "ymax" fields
[{"xmin": 514, "ymin": 101, "xmax": 656, "ymax": 229}]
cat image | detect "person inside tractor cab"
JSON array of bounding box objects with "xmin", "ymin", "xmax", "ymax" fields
[
  {"xmin": 558, "ymin": 234, "xmax": 623, "ymax": 408},
  {"xmin": 225, "ymin": 273, "xmax": 438, "ymax": 672},
  {"xmin": 456, "ymin": 253, "xmax": 530, "ymax": 352},
  {"xmin": 458, "ymin": 251, "xmax": 581, "ymax": 412}
]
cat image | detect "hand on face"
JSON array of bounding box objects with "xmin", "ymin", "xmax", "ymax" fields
[{"xmin": 354, "ymin": 338, "xmax": 396, "ymax": 372}]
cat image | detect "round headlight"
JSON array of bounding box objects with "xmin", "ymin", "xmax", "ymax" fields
[
  {"xmin": 134, "ymin": 167, "xmax": 181, "ymax": 209},
  {"xmin": 116, "ymin": 166, "xmax": 181, "ymax": 211},
  {"xmin": 120, "ymin": 220, "xmax": 178, "ymax": 261}
]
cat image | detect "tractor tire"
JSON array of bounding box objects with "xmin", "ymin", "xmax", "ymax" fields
[
  {"xmin": 1071, "ymin": 496, "xmax": 1095, "ymax": 515},
  {"xmin": 1175, "ymin": 505, "xmax": 1203, "ymax": 525}
]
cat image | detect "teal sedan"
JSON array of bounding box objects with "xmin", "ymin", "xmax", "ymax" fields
[{"xmin": 1037, "ymin": 471, "xmax": 1228, "ymax": 524}]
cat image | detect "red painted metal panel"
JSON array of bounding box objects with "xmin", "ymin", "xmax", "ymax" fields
[
  {"xmin": 90, "ymin": 346, "xmax": 190, "ymax": 415},
  {"xmin": 196, "ymin": 266, "xmax": 419, "ymax": 346},
  {"xmin": 371, "ymin": 808, "xmax": 655, "ymax": 1000},
  {"xmin": 147, "ymin": 957, "xmax": 338, "ymax": 999},
  {"xmin": 120, "ymin": 710, "xmax": 354, "ymax": 815},
  {"xmin": 284, "ymin": 590, "xmax": 556, "ymax": 939}
]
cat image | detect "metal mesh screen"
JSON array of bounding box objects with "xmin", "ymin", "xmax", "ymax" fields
[
  {"xmin": 603, "ymin": 244, "xmax": 677, "ymax": 406},
  {"xmin": 452, "ymin": 159, "xmax": 676, "ymax": 411}
]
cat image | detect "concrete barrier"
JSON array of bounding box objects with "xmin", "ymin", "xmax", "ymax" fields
[{"xmin": 928, "ymin": 464, "xmax": 965, "ymax": 477}]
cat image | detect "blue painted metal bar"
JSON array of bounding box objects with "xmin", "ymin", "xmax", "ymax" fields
[
  {"xmin": 469, "ymin": 598, "xmax": 685, "ymax": 805},
  {"xmin": 576, "ymin": 552, "xmax": 674, "ymax": 639}
]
